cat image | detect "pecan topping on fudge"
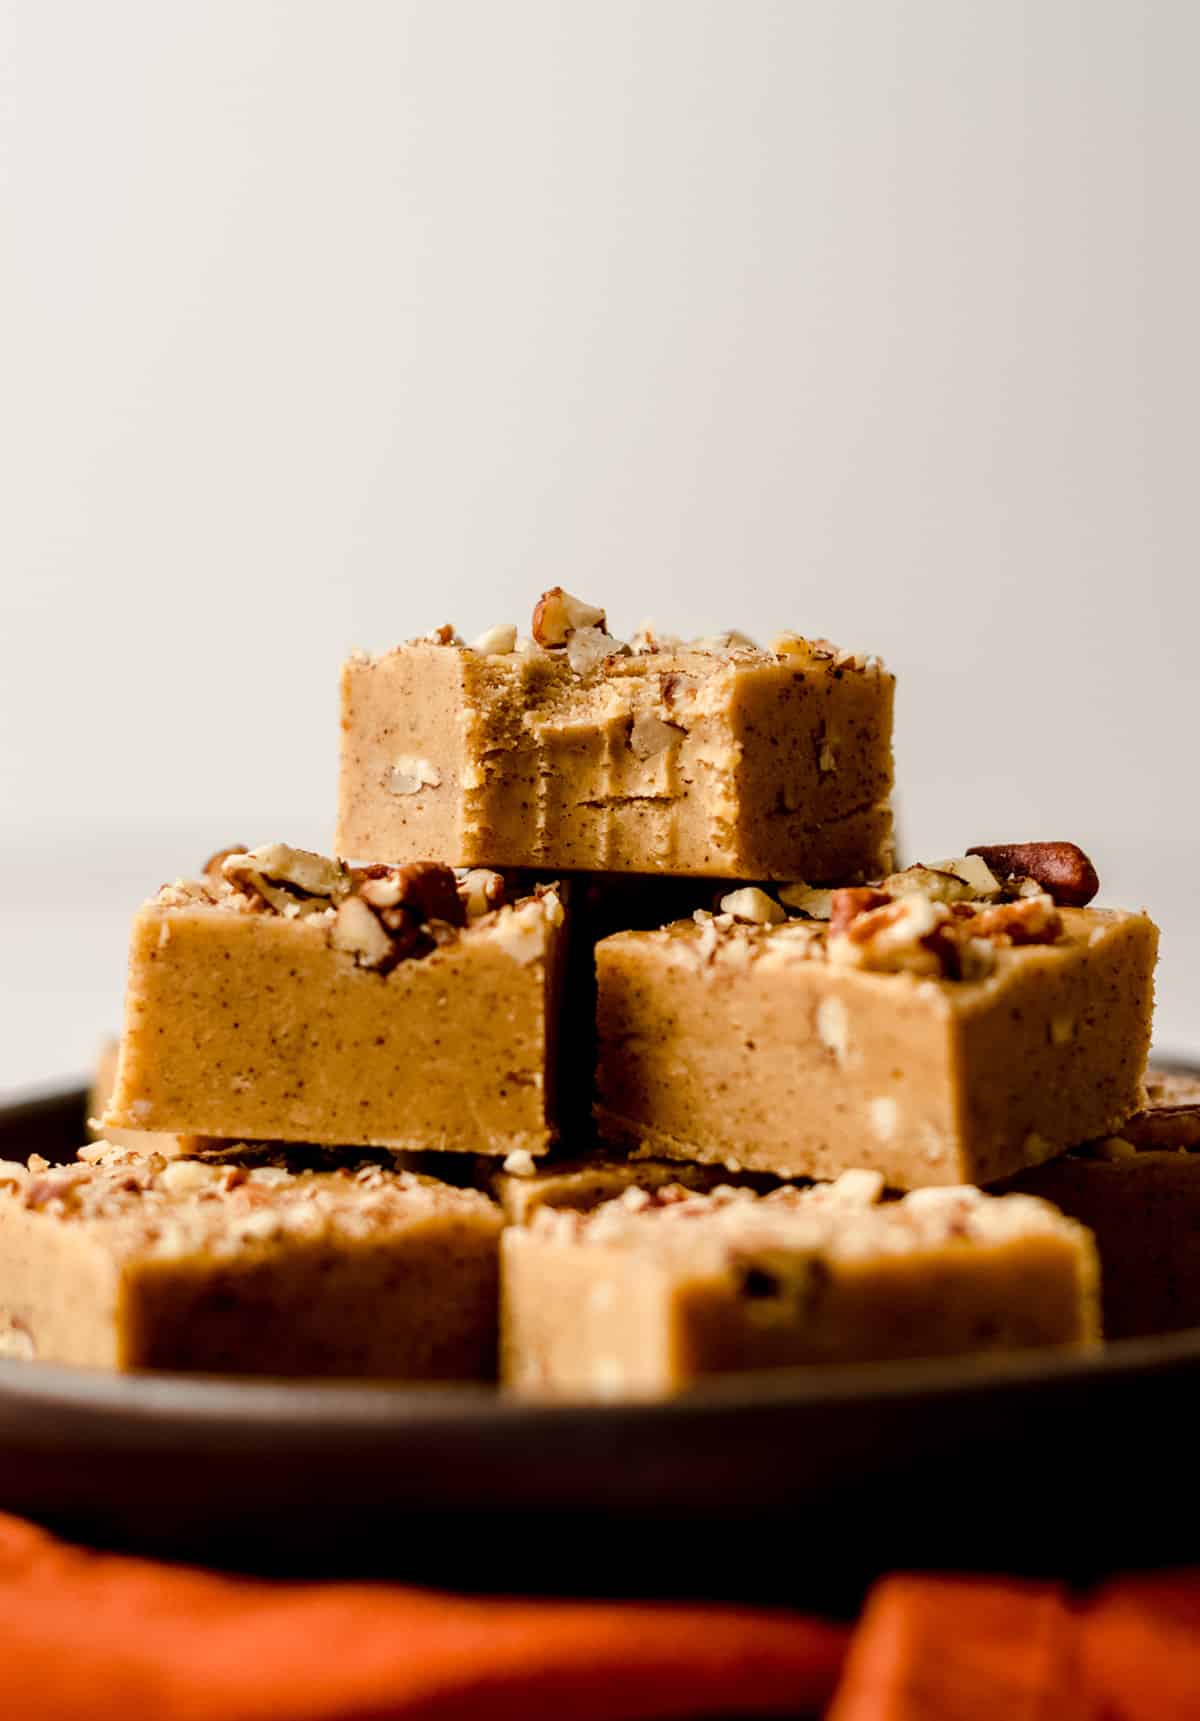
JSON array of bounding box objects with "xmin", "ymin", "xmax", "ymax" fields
[
  {"xmin": 154, "ymin": 845, "xmax": 551, "ymax": 976},
  {"xmin": 707, "ymin": 845, "xmax": 1097, "ymax": 980},
  {"xmin": 390, "ymin": 591, "xmax": 888, "ymax": 678}
]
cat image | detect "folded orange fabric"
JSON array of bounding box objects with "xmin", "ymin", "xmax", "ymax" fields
[
  {"xmin": 0, "ymin": 1515, "xmax": 846, "ymax": 1720},
  {"xmin": 830, "ymin": 1572, "xmax": 1200, "ymax": 1721},
  {"xmin": 4, "ymin": 1514, "xmax": 1200, "ymax": 1721}
]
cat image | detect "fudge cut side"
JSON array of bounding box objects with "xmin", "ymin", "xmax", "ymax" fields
[
  {"xmin": 952, "ymin": 910, "xmax": 1158, "ymax": 1181},
  {"xmin": 0, "ymin": 1145, "xmax": 504, "ymax": 1378},
  {"xmin": 337, "ymin": 643, "xmax": 469, "ymax": 862},
  {"xmin": 594, "ymin": 865, "xmax": 1158, "ymax": 1187},
  {"xmin": 105, "ymin": 848, "xmax": 563, "ymax": 1157},
  {"xmin": 335, "ymin": 597, "xmax": 895, "ymax": 879},
  {"xmin": 502, "ymin": 1177, "xmax": 1100, "ymax": 1398},
  {"xmin": 1003, "ymin": 1071, "xmax": 1200, "ymax": 1339},
  {"xmin": 595, "ymin": 924, "xmax": 962, "ymax": 1183},
  {"xmin": 728, "ymin": 654, "xmax": 895, "ymax": 881}
]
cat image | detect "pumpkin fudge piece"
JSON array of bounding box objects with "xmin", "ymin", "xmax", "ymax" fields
[
  {"xmin": 0, "ymin": 1143, "xmax": 504, "ymax": 1377},
  {"xmin": 1003, "ymin": 1070, "xmax": 1200, "ymax": 1339},
  {"xmin": 336, "ymin": 592, "xmax": 895, "ymax": 880},
  {"xmin": 594, "ymin": 849, "xmax": 1158, "ymax": 1188},
  {"xmin": 502, "ymin": 1176, "xmax": 1100, "ymax": 1397},
  {"xmin": 490, "ymin": 1152, "xmax": 777, "ymax": 1226},
  {"xmin": 104, "ymin": 847, "xmax": 564, "ymax": 1158}
]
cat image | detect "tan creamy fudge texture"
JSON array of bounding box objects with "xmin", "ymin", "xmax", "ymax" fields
[
  {"xmin": 0, "ymin": 1145, "xmax": 504, "ymax": 1377},
  {"xmin": 105, "ymin": 852, "xmax": 564, "ymax": 1157},
  {"xmin": 88, "ymin": 1037, "xmax": 209, "ymax": 1159},
  {"xmin": 1003, "ymin": 1071, "xmax": 1200, "ymax": 1339},
  {"xmin": 594, "ymin": 904, "xmax": 1158, "ymax": 1187},
  {"xmin": 336, "ymin": 631, "xmax": 894, "ymax": 879},
  {"xmin": 502, "ymin": 1178, "xmax": 1100, "ymax": 1398}
]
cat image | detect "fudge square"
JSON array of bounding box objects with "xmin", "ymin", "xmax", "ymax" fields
[
  {"xmin": 0, "ymin": 1144, "xmax": 504, "ymax": 1377},
  {"xmin": 336, "ymin": 590, "xmax": 895, "ymax": 880},
  {"xmin": 104, "ymin": 847, "xmax": 563, "ymax": 1157},
  {"xmin": 594, "ymin": 855, "xmax": 1158, "ymax": 1188},
  {"xmin": 501, "ymin": 1177, "xmax": 1100, "ymax": 1397},
  {"xmin": 1003, "ymin": 1071, "xmax": 1200, "ymax": 1340}
]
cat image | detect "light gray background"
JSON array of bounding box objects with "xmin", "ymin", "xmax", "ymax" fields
[{"xmin": 2, "ymin": 1, "xmax": 1197, "ymax": 1093}]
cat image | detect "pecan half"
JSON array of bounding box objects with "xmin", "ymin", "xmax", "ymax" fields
[{"xmin": 966, "ymin": 842, "xmax": 1099, "ymax": 908}]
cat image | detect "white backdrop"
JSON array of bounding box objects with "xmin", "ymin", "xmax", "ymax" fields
[{"xmin": 2, "ymin": 1, "xmax": 1197, "ymax": 1092}]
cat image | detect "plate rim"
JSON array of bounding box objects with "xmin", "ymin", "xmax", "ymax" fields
[{"xmin": 3, "ymin": 1066, "xmax": 1199, "ymax": 1437}]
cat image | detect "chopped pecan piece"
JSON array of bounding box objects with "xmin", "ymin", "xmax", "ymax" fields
[
  {"xmin": 719, "ymin": 887, "xmax": 786, "ymax": 926},
  {"xmin": 458, "ymin": 869, "xmax": 508, "ymax": 920},
  {"xmin": 353, "ymin": 861, "xmax": 464, "ymax": 928},
  {"xmin": 330, "ymin": 896, "xmax": 394, "ymax": 970},
  {"xmin": 828, "ymin": 887, "xmax": 892, "ymax": 936},
  {"xmin": 392, "ymin": 862, "xmax": 465, "ymax": 927},
  {"xmin": 374, "ymin": 903, "xmax": 430, "ymax": 960},
  {"xmin": 222, "ymin": 845, "xmax": 348, "ymax": 912},
  {"xmin": 971, "ymin": 895, "xmax": 1062, "ymax": 946},
  {"xmin": 202, "ymin": 845, "xmax": 249, "ymax": 886},
  {"xmin": 531, "ymin": 587, "xmax": 607, "ymax": 647}
]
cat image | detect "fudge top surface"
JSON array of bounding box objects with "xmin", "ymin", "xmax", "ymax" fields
[
  {"xmin": 522, "ymin": 1173, "xmax": 1086, "ymax": 1271},
  {"xmin": 347, "ymin": 587, "xmax": 891, "ymax": 686},
  {"xmin": 599, "ymin": 845, "xmax": 1148, "ymax": 986},
  {"xmin": 147, "ymin": 847, "xmax": 562, "ymax": 975},
  {"xmin": 0, "ymin": 1143, "xmax": 502, "ymax": 1260}
]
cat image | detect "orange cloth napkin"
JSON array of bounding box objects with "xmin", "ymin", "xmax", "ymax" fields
[{"xmin": 1, "ymin": 1513, "xmax": 1197, "ymax": 1720}]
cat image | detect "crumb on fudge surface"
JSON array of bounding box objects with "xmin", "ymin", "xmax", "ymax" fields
[
  {"xmin": 0, "ymin": 1143, "xmax": 502, "ymax": 1261},
  {"xmin": 526, "ymin": 1175, "xmax": 1087, "ymax": 1272}
]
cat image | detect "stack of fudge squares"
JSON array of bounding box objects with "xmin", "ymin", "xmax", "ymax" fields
[{"xmin": 6, "ymin": 587, "xmax": 1187, "ymax": 1397}]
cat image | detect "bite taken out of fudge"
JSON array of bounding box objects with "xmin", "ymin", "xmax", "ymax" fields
[
  {"xmin": 0, "ymin": 1143, "xmax": 504, "ymax": 1377},
  {"xmin": 336, "ymin": 591, "xmax": 895, "ymax": 881},
  {"xmin": 1002, "ymin": 1070, "xmax": 1200, "ymax": 1340},
  {"xmin": 594, "ymin": 845, "xmax": 1157, "ymax": 1188},
  {"xmin": 501, "ymin": 1174, "xmax": 1101, "ymax": 1398},
  {"xmin": 103, "ymin": 847, "xmax": 564, "ymax": 1158}
]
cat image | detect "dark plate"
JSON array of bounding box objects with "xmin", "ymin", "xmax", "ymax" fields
[{"xmin": 1, "ymin": 1078, "xmax": 1198, "ymax": 1604}]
